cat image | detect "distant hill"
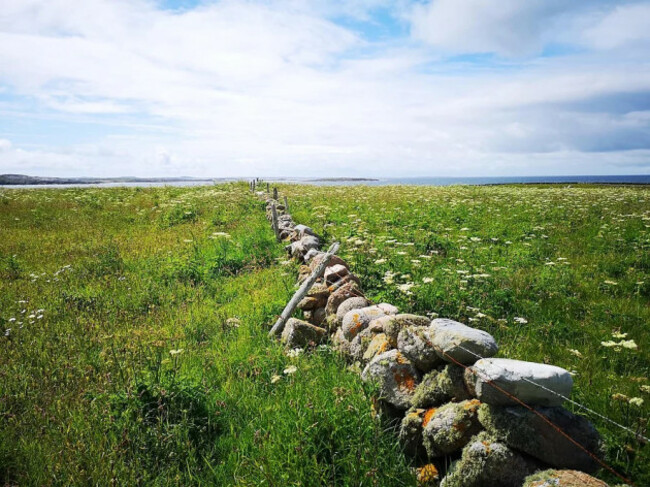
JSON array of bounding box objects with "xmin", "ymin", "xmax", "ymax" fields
[{"xmin": 0, "ymin": 174, "xmax": 213, "ymax": 185}]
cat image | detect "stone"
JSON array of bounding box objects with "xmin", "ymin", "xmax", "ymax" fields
[
  {"xmin": 376, "ymin": 302, "xmax": 399, "ymax": 315},
  {"xmin": 324, "ymin": 264, "xmax": 350, "ymax": 285},
  {"xmin": 429, "ymin": 318, "xmax": 498, "ymax": 364},
  {"xmin": 423, "ymin": 399, "xmax": 483, "ymax": 458},
  {"xmin": 297, "ymin": 284, "xmax": 329, "ymax": 310},
  {"xmin": 412, "ymin": 365, "xmax": 472, "ymax": 408},
  {"xmin": 362, "ymin": 333, "xmax": 393, "ymax": 363},
  {"xmin": 297, "ymin": 265, "xmax": 311, "ymax": 284},
  {"xmin": 416, "ymin": 464, "xmax": 440, "ymax": 487},
  {"xmin": 523, "ymin": 469, "xmax": 609, "ymax": 487},
  {"xmin": 280, "ymin": 318, "xmax": 326, "ymax": 349},
  {"xmin": 383, "ymin": 314, "xmax": 432, "ymax": 342},
  {"xmin": 398, "ymin": 325, "xmax": 444, "ymax": 372},
  {"xmin": 341, "ymin": 306, "xmax": 389, "ymax": 340},
  {"xmin": 361, "ymin": 350, "xmax": 421, "ymax": 410},
  {"xmin": 309, "ymin": 253, "xmax": 349, "ymax": 272},
  {"xmin": 303, "ymin": 248, "xmax": 322, "ymax": 262},
  {"xmin": 327, "ymin": 273, "xmax": 362, "ymax": 292},
  {"xmin": 292, "ymin": 224, "xmax": 317, "ymax": 240},
  {"xmin": 440, "ymin": 432, "xmax": 538, "ymax": 487},
  {"xmin": 332, "ymin": 327, "xmax": 352, "ymax": 356},
  {"xmin": 306, "ymin": 307, "xmax": 326, "ymax": 326},
  {"xmin": 466, "ymin": 358, "xmax": 573, "ymax": 406},
  {"xmin": 286, "ymin": 235, "xmax": 321, "ymax": 260},
  {"xmin": 399, "ymin": 408, "xmax": 427, "ymax": 458},
  {"xmin": 336, "ymin": 296, "xmax": 372, "ymax": 322},
  {"xmin": 478, "ymin": 404, "xmax": 604, "ymax": 472},
  {"xmin": 325, "ymin": 281, "xmax": 365, "ymax": 322}
]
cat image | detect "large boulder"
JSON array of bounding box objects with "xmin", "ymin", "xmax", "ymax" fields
[
  {"xmin": 523, "ymin": 470, "xmax": 609, "ymax": 487},
  {"xmin": 440, "ymin": 432, "xmax": 538, "ymax": 487},
  {"xmin": 412, "ymin": 365, "xmax": 472, "ymax": 409},
  {"xmin": 429, "ymin": 318, "xmax": 498, "ymax": 364},
  {"xmin": 361, "ymin": 350, "xmax": 421, "ymax": 410},
  {"xmin": 341, "ymin": 306, "xmax": 389, "ymax": 340},
  {"xmin": 466, "ymin": 358, "xmax": 573, "ymax": 406},
  {"xmin": 423, "ymin": 400, "xmax": 483, "ymax": 458},
  {"xmin": 280, "ymin": 318, "xmax": 326, "ymax": 349},
  {"xmin": 398, "ymin": 325, "xmax": 444, "ymax": 372},
  {"xmin": 478, "ymin": 404, "xmax": 604, "ymax": 472}
]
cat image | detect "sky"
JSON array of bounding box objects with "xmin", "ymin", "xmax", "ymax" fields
[{"xmin": 0, "ymin": 0, "xmax": 649, "ymax": 178}]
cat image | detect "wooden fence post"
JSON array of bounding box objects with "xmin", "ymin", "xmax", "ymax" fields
[
  {"xmin": 266, "ymin": 182, "xmax": 270, "ymax": 194},
  {"xmin": 271, "ymin": 202, "xmax": 281, "ymax": 243},
  {"xmin": 283, "ymin": 195, "xmax": 289, "ymax": 213},
  {"xmin": 268, "ymin": 242, "xmax": 340, "ymax": 337},
  {"xmin": 273, "ymin": 187, "xmax": 278, "ymax": 201}
]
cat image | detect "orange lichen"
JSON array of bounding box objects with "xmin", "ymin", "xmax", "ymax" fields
[
  {"xmin": 422, "ymin": 408, "xmax": 437, "ymax": 428},
  {"xmin": 394, "ymin": 351, "xmax": 409, "ymax": 365},
  {"xmin": 463, "ymin": 399, "xmax": 481, "ymax": 412},
  {"xmin": 393, "ymin": 369, "xmax": 417, "ymax": 392},
  {"xmin": 416, "ymin": 464, "xmax": 439, "ymax": 485}
]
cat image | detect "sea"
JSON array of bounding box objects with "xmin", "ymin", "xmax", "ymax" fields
[{"xmin": 2, "ymin": 175, "xmax": 649, "ymax": 189}]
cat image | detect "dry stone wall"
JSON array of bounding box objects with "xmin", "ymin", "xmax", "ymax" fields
[{"xmin": 258, "ymin": 191, "xmax": 611, "ymax": 487}]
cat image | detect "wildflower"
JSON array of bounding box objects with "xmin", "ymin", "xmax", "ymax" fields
[
  {"xmin": 271, "ymin": 374, "xmax": 282, "ymax": 384},
  {"xmin": 398, "ymin": 283, "xmax": 415, "ymax": 293},
  {"xmin": 374, "ymin": 259, "xmax": 386, "ymax": 264},
  {"xmin": 629, "ymin": 397, "xmax": 644, "ymax": 407},
  {"xmin": 568, "ymin": 349, "xmax": 583, "ymax": 358},
  {"xmin": 611, "ymin": 393, "xmax": 629, "ymax": 402},
  {"xmin": 603, "ymin": 280, "xmax": 618, "ymax": 286},
  {"xmin": 422, "ymin": 277, "xmax": 434, "ymax": 284},
  {"xmin": 169, "ymin": 349, "xmax": 184, "ymax": 356},
  {"xmin": 513, "ymin": 317, "xmax": 528, "ymax": 324},
  {"xmin": 286, "ymin": 348, "xmax": 304, "ymax": 358},
  {"xmin": 621, "ymin": 340, "xmax": 638, "ymax": 350},
  {"xmin": 612, "ymin": 331, "xmax": 628, "ymax": 339},
  {"xmin": 283, "ymin": 365, "xmax": 298, "ymax": 375},
  {"xmin": 640, "ymin": 385, "xmax": 650, "ymax": 394}
]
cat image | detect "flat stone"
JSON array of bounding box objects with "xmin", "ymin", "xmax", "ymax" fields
[
  {"xmin": 467, "ymin": 358, "xmax": 573, "ymax": 406},
  {"xmin": 523, "ymin": 469, "xmax": 609, "ymax": 487},
  {"xmin": 383, "ymin": 314, "xmax": 432, "ymax": 342},
  {"xmin": 361, "ymin": 350, "xmax": 421, "ymax": 410},
  {"xmin": 412, "ymin": 365, "xmax": 472, "ymax": 408},
  {"xmin": 324, "ymin": 264, "xmax": 350, "ymax": 285},
  {"xmin": 440, "ymin": 432, "xmax": 538, "ymax": 487},
  {"xmin": 280, "ymin": 318, "xmax": 326, "ymax": 349},
  {"xmin": 478, "ymin": 404, "xmax": 604, "ymax": 472},
  {"xmin": 398, "ymin": 325, "xmax": 444, "ymax": 372},
  {"xmin": 429, "ymin": 318, "xmax": 498, "ymax": 364},
  {"xmin": 423, "ymin": 399, "xmax": 483, "ymax": 458}
]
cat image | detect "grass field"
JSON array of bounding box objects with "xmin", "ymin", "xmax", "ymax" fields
[{"xmin": 1, "ymin": 182, "xmax": 648, "ymax": 485}]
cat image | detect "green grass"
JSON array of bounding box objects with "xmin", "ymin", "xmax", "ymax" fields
[{"xmin": 0, "ymin": 182, "xmax": 648, "ymax": 485}]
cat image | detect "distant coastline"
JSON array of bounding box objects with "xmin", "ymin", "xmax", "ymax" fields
[{"xmin": 0, "ymin": 174, "xmax": 213, "ymax": 185}]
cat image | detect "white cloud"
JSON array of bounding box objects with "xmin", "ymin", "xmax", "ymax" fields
[{"xmin": 0, "ymin": 0, "xmax": 648, "ymax": 177}]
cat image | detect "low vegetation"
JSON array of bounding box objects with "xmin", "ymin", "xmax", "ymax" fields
[{"xmin": 1, "ymin": 182, "xmax": 648, "ymax": 485}]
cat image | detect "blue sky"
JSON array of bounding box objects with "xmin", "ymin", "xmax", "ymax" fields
[{"xmin": 0, "ymin": 0, "xmax": 649, "ymax": 177}]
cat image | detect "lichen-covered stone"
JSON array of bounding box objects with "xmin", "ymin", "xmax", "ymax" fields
[
  {"xmin": 341, "ymin": 306, "xmax": 388, "ymax": 340},
  {"xmin": 280, "ymin": 318, "xmax": 326, "ymax": 349},
  {"xmin": 298, "ymin": 283, "xmax": 330, "ymax": 309},
  {"xmin": 429, "ymin": 318, "xmax": 498, "ymax": 364},
  {"xmin": 384, "ymin": 314, "xmax": 432, "ymax": 342},
  {"xmin": 523, "ymin": 469, "xmax": 609, "ymax": 487},
  {"xmin": 324, "ymin": 263, "xmax": 351, "ymax": 285},
  {"xmin": 325, "ymin": 281, "xmax": 364, "ymax": 320},
  {"xmin": 308, "ymin": 253, "xmax": 348, "ymax": 272},
  {"xmin": 416, "ymin": 463, "xmax": 440, "ymax": 487},
  {"xmin": 398, "ymin": 325, "xmax": 444, "ymax": 372},
  {"xmin": 305, "ymin": 307, "xmax": 326, "ymax": 326},
  {"xmin": 362, "ymin": 333, "xmax": 393, "ymax": 363},
  {"xmin": 399, "ymin": 407, "xmax": 427, "ymax": 458},
  {"xmin": 423, "ymin": 399, "xmax": 483, "ymax": 458},
  {"xmin": 332, "ymin": 327, "xmax": 352, "ymax": 356},
  {"xmin": 376, "ymin": 302, "xmax": 399, "ymax": 315},
  {"xmin": 286, "ymin": 235, "xmax": 321, "ymax": 260},
  {"xmin": 478, "ymin": 404, "xmax": 604, "ymax": 473},
  {"xmin": 440, "ymin": 432, "xmax": 538, "ymax": 487},
  {"xmin": 336, "ymin": 296, "xmax": 372, "ymax": 322},
  {"xmin": 467, "ymin": 358, "xmax": 573, "ymax": 407},
  {"xmin": 361, "ymin": 350, "xmax": 421, "ymax": 410},
  {"xmin": 412, "ymin": 365, "xmax": 472, "ymax": 408}
]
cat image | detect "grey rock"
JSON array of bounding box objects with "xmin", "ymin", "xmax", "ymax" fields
[
  {"xmin": 399, "ymin": 408, "xmax": 427, "ymax": 458},
  {"xmin": 325, "ymin": 280, "xmax": 364, "ymax": 323},
  {"xmin": 429, "ymin": 318, "xmax": 498, "ymax": 364},
  {"xmin": 336, "ymin": 296, "xmax": 372, "ymax": 322},
  {"xmin": 324, "ymin": 264, "xmax": 350, "ymax": 285},
  {"xmin": 383, "ymin": 314, "xmax": 432, "ymax": 342},
  {"xmin": 361, "ymin": 350, "xmax": 421, "ymax": 410},
  {"xmin": 398, "ymin": 325, "xmax": 444, "ymax": 372},
  {"xmin": 280, "ymin": 318, "xmax": 326, "ymax": 349},
  {"xmin": 440, "ymin": 432, "xmax": 538, "ymax": 487},
  {"xmin": 423, "ymin": 399, "xmax": 483, "ymax": 458},
  {"xmin": 341, "ymin": 306, "xmax": 388, "ymax": 340},
  {"xmin": 467, "ymin": 358, "xmax": 573, "ymax": 406},
  {"xmin": 412, "ymin": 365, "xmax": 472, "ymax": 408},
  {"xmin": 523, "ymin": 469, "xmax": 609, "ymax": 487},
  {"xmin": 478, "ymin": 404, "xmax": 604, "ymax": 472}
]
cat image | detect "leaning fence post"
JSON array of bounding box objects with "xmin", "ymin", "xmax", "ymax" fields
[
  {"xmin": 268, "ymin": 242, "xmax": 340, "ymax": 337},
  {"xmin": 271, "ymin": 201, "xmax": 281, "ymax": 243},
  {"xmin": 273, "ymin": 187, "xmax": 278, "ymax": 201},
  {"xmin": 283, "ymin": 195, "xmax": 289, "ymax": 213}
]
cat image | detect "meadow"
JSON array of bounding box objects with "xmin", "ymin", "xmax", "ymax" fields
[{"xmin": 1, "ymin": 182, "xmax": 648, "ymax": 485}]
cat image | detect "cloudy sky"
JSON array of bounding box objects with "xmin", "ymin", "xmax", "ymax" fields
[{"xmin": 1, "ymin": 0, "xmax": 649, "ymax": 177}]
